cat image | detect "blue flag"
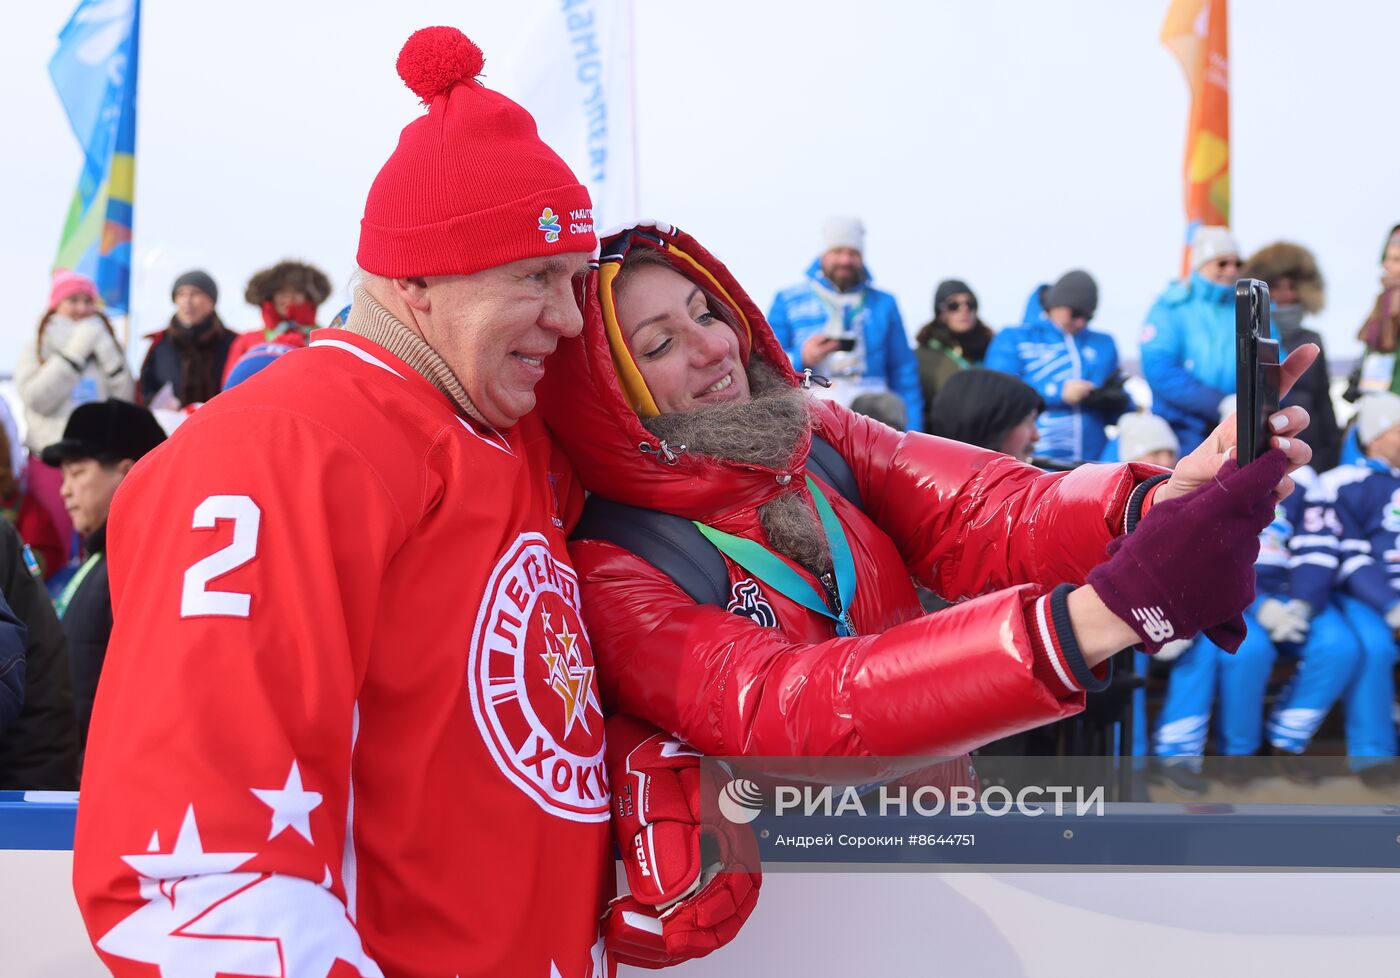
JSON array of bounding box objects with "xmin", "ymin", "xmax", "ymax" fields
[{"xmin": 49, "ymin": 0, "xmax": 141, "ymax": 313}]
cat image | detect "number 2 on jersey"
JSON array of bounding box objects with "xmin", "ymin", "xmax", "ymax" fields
[{"xmin": 181, "ymin": 495, "xmax": 261, "ymax": 618}]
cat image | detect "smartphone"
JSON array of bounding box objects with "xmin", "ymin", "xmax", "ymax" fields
[
  {"xmin": 833, "ymin": 336, "xmax": 858, "ymax": 352},
  {"xmin": 1235, "ymin": 278, "xmax": 1281, "ymax": 465}
]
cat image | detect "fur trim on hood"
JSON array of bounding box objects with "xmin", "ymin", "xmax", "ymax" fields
[
  {"xmin": 244, "ymin": 260, "xmax": 333, "ymax": 308},
  {"xmin": 1244, "ymin": 242, "xmax": 1325, "ymax": 314}
]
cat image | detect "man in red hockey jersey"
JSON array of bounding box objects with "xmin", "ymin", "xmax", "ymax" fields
[{"xmin": 72, "ymin": 27, "xmax": 750, "ymax": 978}]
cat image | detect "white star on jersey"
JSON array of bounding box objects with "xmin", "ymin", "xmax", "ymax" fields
[
  {"xmin": 549, "ymin": 934, "xmax": 606, "ymax": 978},
  {"xmin": 251, "ymin": 760, "xmax": 323, "ymax": 843},
  {"xmin": 120, "ymin": 804, "xmax": 256, "ymax": 881},
  {"xmin": 99, "ymin": 804, "xmax": 384, "ymax": 977}
]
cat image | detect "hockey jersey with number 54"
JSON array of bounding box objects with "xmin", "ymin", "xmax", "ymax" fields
[
  {"xmin": 1290, "ymin": 459, "xmax": 1400, "ymax": 615},
  {"xmin": 73, "ymin": 330, "xmax": 613, "ymax": 978}
]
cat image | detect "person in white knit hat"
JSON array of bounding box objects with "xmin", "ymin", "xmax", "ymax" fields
[
  {"xmin": 1251, "ymin": 390, "xmax": 1400, "ymax": 789},
  {"xmin": 1140, "ymin": 224, "xmax": 1253, "ymax": 455},
  {"xmin": 1114, "ymin": 411, "xmax": 1181, "ymax": 468},
  {"xmin": 767, "ymin": 217, "xmax": 925, "ymax": 429}
]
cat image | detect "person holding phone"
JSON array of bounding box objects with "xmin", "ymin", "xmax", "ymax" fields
[
  {"xmin": 538, "ymin": 221, "xmax": 1318, "ymax": 780},
  {"xmin": 70, "ymin": 32, "xmax": 752, "ymax": 976},
  {"xmin": 768, "ymin": 217, "xmax": 925, "ymax": 430}
]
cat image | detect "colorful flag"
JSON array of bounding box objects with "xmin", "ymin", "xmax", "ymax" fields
[
  {"xmin": 513, "ymin": 0, "xmax": 639, "ymax": 230},
  {"xmin": 49, "ymin": 0, "xmax": 141, "ymax": 313},
  {"xmin": 1161, "ymin": 0, "xmax": 1229, "ymax": 274}
]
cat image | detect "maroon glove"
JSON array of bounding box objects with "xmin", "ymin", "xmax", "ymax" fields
[
  {"xmin": 603, "ymin": 714, "xmax": 761, "ymax": 972},
  {"xmin": 1086, "ymin": 450, "xmax": 1287, "ymax": 653}
]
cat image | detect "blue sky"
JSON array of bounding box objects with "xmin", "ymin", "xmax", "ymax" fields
[{"xmin": 3, "ymin": 0, "xmax": 1397, "ymax": 371}]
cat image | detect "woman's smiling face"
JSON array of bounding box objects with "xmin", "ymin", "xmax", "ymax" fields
[{"xmin": 616, "ymin": 263, "xmax": 749, "ymax": 414}]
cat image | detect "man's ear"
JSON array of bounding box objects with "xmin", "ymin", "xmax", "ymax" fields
[
  {"xmin": 113, "ymin": 458, "xmax": 136, "ymax": 478},
  {"xmin": 393, "ymin": 276, "xmax": 431, "ymax": 312}
]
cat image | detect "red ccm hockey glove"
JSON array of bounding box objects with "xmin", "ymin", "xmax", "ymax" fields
[
  {"xmin": 1087, "ymin": 451, "xmax": 1287, "ymax": 653},
  {"xmin": 602, "ymin": 714, "xmax": 761, "ymax": 971}
]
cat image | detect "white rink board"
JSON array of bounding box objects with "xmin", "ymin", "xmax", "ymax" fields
[
  {"xmin": 620, "ymin": 869, "xmax": 1400, "ymax": 978},
  {"xmin": 6, "ymin": 852, "xmax": 1399, "ymax": 978}
]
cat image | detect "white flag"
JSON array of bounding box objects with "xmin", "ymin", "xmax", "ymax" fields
[{"xmin": 513, "ymin": 0, "xmax": 639, "ymax": 232}]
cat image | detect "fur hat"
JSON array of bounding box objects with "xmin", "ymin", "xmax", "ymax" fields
[
  {"xmin": 1244, "ymin": 242, "xmax": 1325, "ymax": 314},
  {"xmin": 244, "ymin": 260, "xmax": 332, "ymax": 308}
]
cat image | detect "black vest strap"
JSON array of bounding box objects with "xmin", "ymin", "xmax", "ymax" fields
[{"xmin": 806, "ymin": 434, "xmax": 862, "ymax": 511}]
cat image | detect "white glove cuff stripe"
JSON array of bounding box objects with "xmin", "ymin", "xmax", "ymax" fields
[{"xmin": 621, "ymin": 910, "xmax": 665, "ymax": 936}]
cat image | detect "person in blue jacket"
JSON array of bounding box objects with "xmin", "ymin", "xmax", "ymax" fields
[
  {"xmin": 768, "ymin": 217, "xmax": 924, "ymax": 430},
  {"xmin": 1255, "ymin": 468, "xmax": 1367, "ymax": 783},
  {"xmin": 1277, "ymin": 393, "xmax": 1400, "ymax": 786},
  {"xmin": 1149, "ymin": 465, "xmax": 1365, "ymax": 792},
  {"xmin": 0, "ymin": 588, "xmax": 27, "ymax": 735},
  {"xmin": 984, "ymin": 270, "xmax": 1128, "ymax": 463},
  {"xmin": 1141, "ymin": 226, "xmax": 1271, "ymax": 454}
]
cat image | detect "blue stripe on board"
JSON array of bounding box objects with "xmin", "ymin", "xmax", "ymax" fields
[{"xmin": 0, "ymin": 790, "xmax": 78, "ymax": 850}]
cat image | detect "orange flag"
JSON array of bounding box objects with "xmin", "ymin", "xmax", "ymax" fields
[{"xmin": 1161, "ymin": 0, "xmax": 1230, "ymax": 274}]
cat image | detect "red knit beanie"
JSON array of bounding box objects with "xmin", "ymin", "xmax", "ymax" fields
[{"xmin": 358, "ymin": 27, "xmax": 597, "ymax": 278}]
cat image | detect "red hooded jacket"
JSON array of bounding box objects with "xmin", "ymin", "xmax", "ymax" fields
[{"xmin": 537, "ymin": 222, "xmax": 1163, "ymax": 761}]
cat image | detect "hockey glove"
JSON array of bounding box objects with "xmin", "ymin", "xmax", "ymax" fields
[
  {"xmin": 1086, "ymin": 450, "xmax": 1287, "ymax": 653},
  {"xmin": 603, "ymin": 714, "xmax": 760, "ymax": 970}
]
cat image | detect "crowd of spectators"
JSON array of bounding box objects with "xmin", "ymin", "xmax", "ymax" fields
[
  {"xmin": 0, "ymin": 260, "xmax": 333, "ymax": 788},
  {"xmin": 778, "ymin": 217, "xmax": 1400, "ymax": 790},
  {"xmin": 0, "ymin": 219, "xmax": 1396, "ymax": 794}
]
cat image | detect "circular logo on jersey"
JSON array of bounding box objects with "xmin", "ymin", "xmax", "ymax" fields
[{"xmin": 468, "ymin": 533, "xmax": 608, "ymax": 822}]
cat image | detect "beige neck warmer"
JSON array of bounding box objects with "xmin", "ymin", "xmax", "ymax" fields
[{"xmin": 341, "ymin": 286, "xmax": 488, "ymax": 425}]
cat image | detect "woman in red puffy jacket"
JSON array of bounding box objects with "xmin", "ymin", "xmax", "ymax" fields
[{"xmin": 536, "ymin": 221, "xmax": 1315, "ymax": 762}]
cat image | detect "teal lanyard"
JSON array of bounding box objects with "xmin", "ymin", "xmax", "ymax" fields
[
  {"xmin": 694, "ymin": 477, "xmax": 858, "ymax": 635},
  {"xmin": 927, "ymin": 337, "xmax": 970, "ymax": 370},
  {"xmin": 54, "ymin": 552, "xmax": 102, "ymax": 620}
]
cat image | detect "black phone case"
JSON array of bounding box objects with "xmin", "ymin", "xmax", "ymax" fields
[{"xmin": 1235, "ymin": 279, "xmax": 1281, "ymax": 465}]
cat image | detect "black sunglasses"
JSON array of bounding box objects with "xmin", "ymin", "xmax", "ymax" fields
[
  {"xmin": 942, "ymin": 298, "xmax": 977, "ymax": 313},
  {"xmin": 1070, "ymin": 308, "xmax": 1094, "ymax": 322}
]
